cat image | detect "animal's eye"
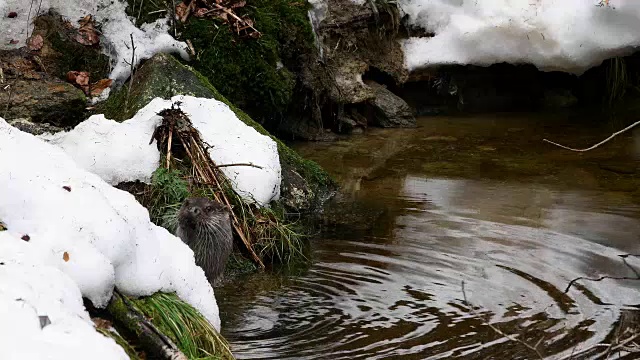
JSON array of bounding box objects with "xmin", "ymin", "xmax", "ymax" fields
[{"xmin": 206, "ymin": 206, "xmax": 213, "ymax": 212}]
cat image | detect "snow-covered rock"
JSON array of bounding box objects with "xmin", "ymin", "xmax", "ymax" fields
[
  {"xmin": 401, "ymin": 0, "xmax": 640, "ymax": 75},
  {"xmin": 0, "ymin": 0, "xmax": 188, "ymax": 81},
  {"xmin": 41, "ymin": 95, "xmax": 282, "ymax": 206},
  {"xmin": 0, "ymin": 116, "xmax": 221, "ymax": 333},
  {"xmin": 0, "ymin": 234, "xmax": 129, "ymax": 360}
]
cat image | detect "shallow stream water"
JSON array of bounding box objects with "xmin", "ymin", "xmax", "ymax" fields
[{"xmin": 218, "ymin": 113, "xmax": 640, "ymax": 359}]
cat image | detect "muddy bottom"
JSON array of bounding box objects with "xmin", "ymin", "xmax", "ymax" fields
[{"xmin": 218, "ymin": 112, "xmax": 640, "ymax": 359}]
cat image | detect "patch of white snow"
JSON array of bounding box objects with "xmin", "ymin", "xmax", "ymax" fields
[
  {"xmin": 400, "ymin": 0, "xmax": 640, "ymax": 74},
  {"xmin": 0, "ymin": 234, "xmax": 129, "ymax": 360},
  {"xmin": 0, "ymin": 0, "xmax": 188, "ymax": 81},
  {"xmin": 41, "ymin": 95, "xmax": 282, "ymax": 206},
  {"xmin": 0, "ymin": 117, "xmax": 221, "ymax": 332}
]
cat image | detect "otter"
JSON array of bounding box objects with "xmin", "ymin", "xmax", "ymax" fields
[{"xmin": 176, "ymin": 197, "xmax": 233, "ymax": 284}]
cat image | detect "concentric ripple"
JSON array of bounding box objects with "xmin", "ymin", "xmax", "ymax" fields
[{"xmin": 217, "ymin": 115, "xmax": 640, "ymax": 359}]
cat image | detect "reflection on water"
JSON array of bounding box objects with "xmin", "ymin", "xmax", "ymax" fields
[{"xmin": 218, "ymin": 114, "xmax": 640, "ymax": 359}]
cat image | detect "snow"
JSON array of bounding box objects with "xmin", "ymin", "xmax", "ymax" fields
[
  {"xmin": 0, "ymin": 0, "xmax": 188, "ymax": 81},
  {"xmin": 0, "ymin": 116, "xmax": 221, "ymax": 333},
  {"xmin": 42, "ymin": 95, "xmax": 282, "ymax": 206},
  {"xmin": 400, "ymin": 0, "xmax": 640, "ymax": 75},
  {"xmin": 0, "ymin": 234, "xmax": 129, "ymax": 360}
]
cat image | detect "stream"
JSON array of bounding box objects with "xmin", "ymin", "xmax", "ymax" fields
[{"xmin": 218, "ymin": 112, "xmax": 640, "ymax": 359}]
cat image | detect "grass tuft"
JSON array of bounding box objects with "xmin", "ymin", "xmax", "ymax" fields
[{"xmin": 133, "ymin": 293, "xmax": 235, "ymax": 360}]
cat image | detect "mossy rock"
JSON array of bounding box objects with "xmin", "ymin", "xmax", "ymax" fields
[
  {"xmin": 179, "ymin": 0, "xmax": 315, "ymax": 126},
  {"xmin": 98, "ymin": 53, "xmax": 334, "ymax": 211}
]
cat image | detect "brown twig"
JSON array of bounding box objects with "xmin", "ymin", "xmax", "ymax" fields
[
  {"xmin": 214, "ymin": 163, "xmax": 263, "ymax": 169},
  {"xmin": 124, "ymin": 33, "xmax": 137, "ymax": 110},
  {"xmin": 543, "ymin": 120, "xmax": 640, "ymax": 152},
  {"xmin": 461, "ymin": 280, "xmax": 545, "ymax": 359}
]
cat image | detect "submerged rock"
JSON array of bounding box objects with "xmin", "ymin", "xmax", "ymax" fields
[{"xmin": 366, "ymin": 81, "xmax": 416, "ymax": 128}]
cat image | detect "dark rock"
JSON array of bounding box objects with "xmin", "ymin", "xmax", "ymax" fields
[
  {"xmin": 7, "ymin": 118, "xmax": 64, "ymax": 135},
  {"xmin": 280, "ymin": 164, "xmax": 315, "ymax": 211},
  {"xmin": 366, "ymin": 81, "xmax": 416, "ymax": 128}
]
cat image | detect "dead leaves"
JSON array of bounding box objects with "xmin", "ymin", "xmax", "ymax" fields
[
  {"xmin": 177, "ymin": 0, "xmax": 261, "ymax": 39},
  {"xmin": 63, "ymin": 251, "xmax": 70, "ymax": 262},
  {"xmin": 66, "ymin": 71, "xmax": 112, "ymax": 97},
  {"xmin": 74, "ymin": 15, "xmax": 100, "ymax": 46},
  {"xmin": 27, "ymin": 34, "xmax": 44, "ymax": 51}
]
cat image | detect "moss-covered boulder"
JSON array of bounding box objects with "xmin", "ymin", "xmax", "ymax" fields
[{"xmin": 99, "ymin": 53, "xmax": 334, "ymax": 211}]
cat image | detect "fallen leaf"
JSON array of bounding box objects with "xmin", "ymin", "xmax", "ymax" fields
[
  {"xmin": 27, "ymin": 34, "xmax": 43, "ymax": 51},
  {"xmin": 92, "ymin": 318, "xmax": 113, "ymax": 330},
  {"xmin": 63, "ymin": 251, "xmax": 69, "ymax": 262},
  {"xmin": 8, "ymin": 12, "xmax": 17, "ymax": 18},
  {"xmin": 90, "ymin": 78, "xmax": 113, "ymax": 97},
  {"xmin": 62, "ymin": 185, "xmax": 72, "ymax": 192},
  {"xmin": 75, "ymin": 15, "xmax": 100, "ymax": 46},
  {"xmin": 21, "ymin": 234, "xmax": 30, "ymax": 241},
  {"xmin": 66, "ymin": 71, "xmax": 90, "ymax": 94}
]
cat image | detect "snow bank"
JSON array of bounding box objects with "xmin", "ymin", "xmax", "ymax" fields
[
  {"xmin": 401, "ymin": 0, "xmax": 640, "ymax": 74},
  {"xmin": 0, "ymin": 234, "xmax": 129, "ymax": 360},
  {"xmin": 42, "ymin": 95, "xmax": 281, "ymax": 206},
  {"xmin": 0, "ymin": 0, "xmax": 188, "ymax": 81},
  {"xmin": 0, "ymin": 117, "xmax": 221, "ymax": 332}
]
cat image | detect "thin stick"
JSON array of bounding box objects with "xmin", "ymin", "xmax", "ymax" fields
[
  {"xmin": 461, "ymin": 281, "xmax": 545, "ymax": 359},
  {"xmin": 125, "ymin": 33, "xmax": 136, "ymax": 110},
  {"xmin": 166, "ymin": 123, "xmax": 173, "ymax": 169},
  {"xmin": 214, "ymin": 163, "xmax": 263, "ymax": 169},
  {"xmin": 564, "ymin": 275, "xmax": 639, "ymax": 293},
  {"xmin": 543, "ymin": 120, "xmax": 640, "ymax": 152}
]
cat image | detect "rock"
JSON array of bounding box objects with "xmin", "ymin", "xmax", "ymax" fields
[
  {"xmin": 366, "ymin": 81, "xmax": 416, "ymax": 128},
  {"xmin": 99, "ymin": 53, "xmax": 335, "ymax": 212},
  {"xmin": 330, "ymin": 59, "xmax": 375, "ymax": 104},
  {"xmin": 7, "ymin": 118, "xmax": 64, "ymax": 135},
  {"xmin": 0, "ymin": 49, "xmax": 87, "ymax": 126},
  {"xmin": 280, "ymin": 164, "xmax": 315, "ymax": 211},
  {"xmin": 337, "ymin": 116, "xmax": 357, "ymax": 133}
]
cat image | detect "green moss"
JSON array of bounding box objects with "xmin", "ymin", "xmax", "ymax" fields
[
  {"xmin": 124, "ymin": 0, "xmax": 171, "ymax": 27},
  {"xmin": 179, "ymin": 0, "xmax": 315, "ymax": 124}
]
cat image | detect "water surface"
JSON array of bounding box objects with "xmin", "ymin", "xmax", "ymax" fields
[{"xmin": 218, "ymin": 113, "xmax": 640, "ymax": 359}]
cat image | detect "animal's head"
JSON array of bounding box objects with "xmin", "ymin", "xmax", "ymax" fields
[{"xmin": 178, "ymin": 197, "xmax": 230, "ymax": 228}]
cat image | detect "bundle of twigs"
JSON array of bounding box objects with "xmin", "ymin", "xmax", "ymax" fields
[{"xmin": 151, "ymin": 105, "xmax": 265, "ymax": 269}]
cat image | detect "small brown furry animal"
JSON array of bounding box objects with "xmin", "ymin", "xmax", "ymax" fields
[{"xmin": 176, "ymin": 197, "xmax": 233, "ymax": 284}]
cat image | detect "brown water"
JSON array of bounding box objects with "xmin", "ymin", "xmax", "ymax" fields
[{"xmin": 218, "ymin": 113, "xmax": 640, "ymax": 359}]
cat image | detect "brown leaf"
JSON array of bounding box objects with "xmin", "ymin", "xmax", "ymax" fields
[
  {"xmin": 27, "ymin": 34, "xmax": 43, "ymax": 51},
  {"xmin": 90, "ymin": 78, "xmax": 113, "ymax": 97},
  {"xmin": 21, "ymin": 235, "xmax": 30, "ymax": 242},
  {"xmin": 8, "ymin": 12, "xmax": 17, "ymax": 18},
  {"xmin": 62, "ymin": 186, "xmax": 72, "ymax": 192},
  {"xmin": 176, "ymin": 2, "xmax": 189, "ymax": 22},
  {"xmin": 63, "ymin": 251, "xmax": 69, "ymax": 262},
  {"xmin": 75, "ymin": 15, "xmax": 100, "ymax": 46},
  {"xmin": 66, "ymin": 71, "xmax": 91, "ymax": 95},
  {"xmin": 230, "ymin": 1, "xmax": 246, "ymax": 8}
]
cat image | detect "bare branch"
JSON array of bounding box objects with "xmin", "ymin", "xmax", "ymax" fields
[
  {"xmin": 543, "ymin": 120, "xmax": 640, "ymax": 152},
  {"xmin": 214, "ymin": 163, "xmax": 263, "ymax": 169},
  {"xmin": 461, "ymin": 281, "xmax": 544, "ymax": 359},
  {"xmin": 564, "ymin": 254, "xmax": 640, "ymax": 293}
]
